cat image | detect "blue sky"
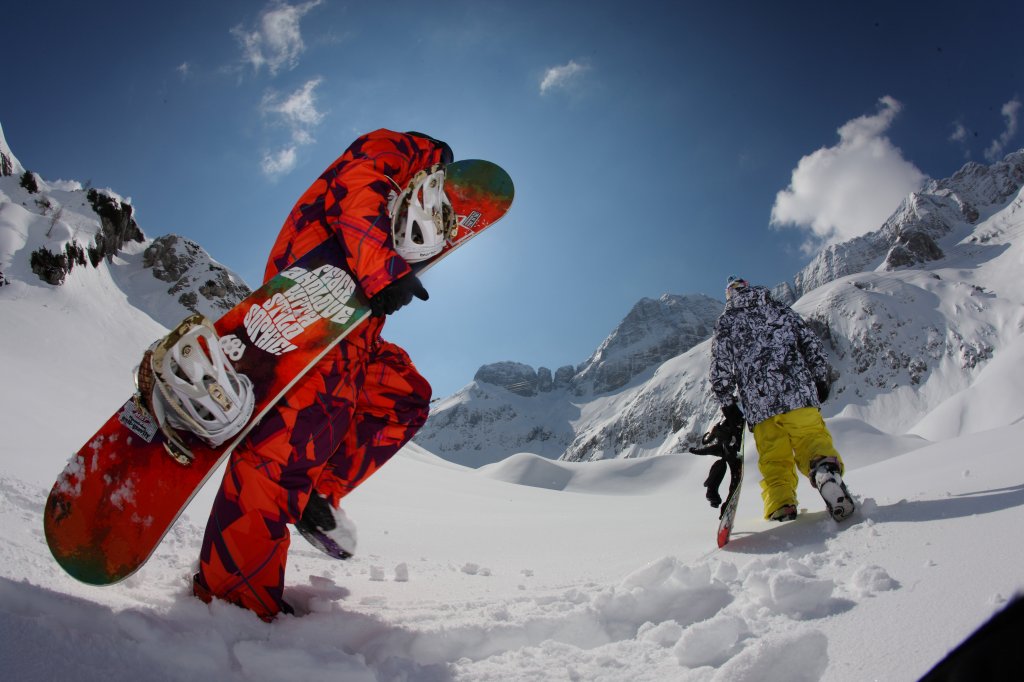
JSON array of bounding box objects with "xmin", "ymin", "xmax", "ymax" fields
[{"xmin": 2, "ymin": 0, "xmax": 1022, "ymax": 398}]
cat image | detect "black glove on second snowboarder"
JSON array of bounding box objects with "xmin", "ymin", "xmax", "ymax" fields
[
  {"xmin": 721, "ymin": 402, "xmax": 744, "ymax": 431},
  {"xmin": 369, "ymin": 273, "xmax": 429, "ymax": 317},
  {"xmin": 816, "ymin": 379, "xmax": 831, "ymax": 403},
  {"xmin": 689, "ymin": 415, "xmax": 742, "ymax": 459},
  {"xmin": 691, "ymin": 402, "xmax": 743, "ymax": 456}
]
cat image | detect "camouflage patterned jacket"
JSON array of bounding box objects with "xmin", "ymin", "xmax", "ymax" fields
[{"xmin": 709, "ymin": 286, "xmax": 830, "ymax": 425}]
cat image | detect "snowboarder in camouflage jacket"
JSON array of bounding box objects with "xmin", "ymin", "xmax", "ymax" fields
[{"xmin": 705, "ymin": 276, "xmax": 855, "ymax": 522}]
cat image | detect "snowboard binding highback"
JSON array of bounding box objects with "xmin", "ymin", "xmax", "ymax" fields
[{"xmin": 134, "ymin": 314, "xmax": 255, "ymax": 465}]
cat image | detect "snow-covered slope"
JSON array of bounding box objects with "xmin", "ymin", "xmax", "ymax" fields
[
  {"xmin": 0, "ymin": 125, "xmax": 251, "ymax": 489},
  {"xmin": 3, "ymin": 383, "xmax": 1024, "ymax": 680},
  {"xmin": 418, "ymin": 151, "xmax": 1024, "ymax": 466}
]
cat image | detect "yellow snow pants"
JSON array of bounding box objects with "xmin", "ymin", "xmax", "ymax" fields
[{"xmin": 752, "ymin": 407, "xmax": 844, "ymax": 519}]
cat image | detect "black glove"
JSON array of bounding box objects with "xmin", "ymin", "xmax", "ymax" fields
[
  {"xmin": 721, "ymin": 402, "xmax": 744, "ymax": 430},
  {"xmin": 689, "ymin": 414, "xmax": 742, "ymax": 460},
  {"xmin": 815, "ymin": 379, "xmax": 831, "ymax": 403},
  {"xmin": 369, "ymin": 273, "xmax": 429, "ymax": 317}
]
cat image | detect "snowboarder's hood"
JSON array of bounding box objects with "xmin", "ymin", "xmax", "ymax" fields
[{"xmin": 723, "ymin": 284, "xmax": 771, "ymax": 311}]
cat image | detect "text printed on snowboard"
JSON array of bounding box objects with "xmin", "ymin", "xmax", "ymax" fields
[{"xmin": 243, "ymin": 264, "xmax": 357, "ymax": 356}]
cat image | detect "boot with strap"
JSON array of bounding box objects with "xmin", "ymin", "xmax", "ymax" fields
[{"xmin": 810, "ymin": 457, "xmax": 856, "ymax": 521}]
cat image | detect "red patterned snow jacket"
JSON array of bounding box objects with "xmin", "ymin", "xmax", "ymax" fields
[{"xmin": 264, "ymin": 129, "xmax": 452, "ymax": 298}]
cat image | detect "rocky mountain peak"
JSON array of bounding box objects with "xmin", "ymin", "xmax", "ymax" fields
[
  {"xmin": 416, "ymin": 292, "xmax": 725, "ymax": 464},
  {"xmin": 143, "ymin": 235, "xmax": 251, "ymax": 321},
  {"xmin": 473, "ymin": 361, "xmax": 575, "ymax": 397},
  {"xmin": 0, "ymin": 123, "xmax": 250, "ymax": 324},
  {"xmin": 573, "ymin": 293, "xmax": 723, "ymax": 395},
  {"xmin": 787, "ymin": 150, "xmax": 1024, "ymax": 300}
]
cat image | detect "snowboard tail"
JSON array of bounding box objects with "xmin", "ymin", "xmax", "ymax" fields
[{"xmin": 44, "ymin": 160, "xmax": 514, "ymax": 585}]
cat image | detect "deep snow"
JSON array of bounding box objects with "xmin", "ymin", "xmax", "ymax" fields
[{"xmin": 1, "ymin": 268, "xmax": 1023, "ymax": 680}]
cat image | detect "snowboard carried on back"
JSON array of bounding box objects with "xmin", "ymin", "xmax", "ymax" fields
[{"xmin": 44, "ymin": 160, "xmax": 514, "ymax": 585}]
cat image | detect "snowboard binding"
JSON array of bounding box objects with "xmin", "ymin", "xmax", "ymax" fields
[
  {"xmin": 294, "ymin": 493, "xmax": 357, "ymax": 560},
  {"xmin": 387, "ymin": 164, "xmax": 459, "ymax": 263},
  {"xmin": 810, "ymin": 457, "xmax": 856, "ymax": 521},
  {"xmin": 134, "ymin": 314, "xmax": 255, "ymax": 464}
]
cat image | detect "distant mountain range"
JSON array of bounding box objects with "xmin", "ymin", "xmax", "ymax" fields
[
  {"xmin": 3, "ymin": 120, "xmax": 1022, "ymax": 471},
  {"xmin": 415, "ymin": 149, "xmax": 1024, "ymax": 466}
]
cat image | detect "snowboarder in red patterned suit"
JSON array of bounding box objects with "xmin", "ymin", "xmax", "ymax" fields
[{"xmin": 192, "ymin": 129, "xmax": 453, "ymax": 620}]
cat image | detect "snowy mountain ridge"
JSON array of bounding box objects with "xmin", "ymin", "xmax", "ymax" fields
[
  {"xmin": 416, "ymin": 149, "xmax": 1024, "ymax": 465},
  {"xmin": 4, "ymin": 117, "xmax": 1023, "ymax": 471},
  {"xmin": 0, "ymin": 123, "xmax": 250, "ymax": 328},
  {"xmin": 0, "ymin": 121, "xmax": 24, "ymax": 178},
  {"xmin": 416, "ymin": 293, "xmax": 725, "ymax": 466},
  {"xmin": 781, "ymin": 150, "xmax": 1024, "ymax": 302},
  {"xmin": 467, "ymin": 293, "xmax": 725, "ymax": 400}
]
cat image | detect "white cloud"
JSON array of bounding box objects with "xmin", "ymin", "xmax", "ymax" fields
[
  {"xmin": 260, "ymin": 78, "xmax": 325, "ymax": 178},
  {"xmin": 770, "ymin": 96, "xmax": 926, "ymax": 252},
  {"xmin": 262, "ymin": 78, "xmax": 324, "ymax": 131},
  {"xmin": 983, "ymin": 97, "xmax": 1021, "ymax": 162},
  {"xmin": 540, "ymin": 60, "xmax": 587, "ymax": 95},
  {"xmin": 232, "ymin": 0, "xmax": 323, "ymax": 75},
  {"xmin": 176, "ymin": 62, "xmax": 191, "ymax": 80},
  {"xmin": 949, "ymin": 122, "xmax": 967, "ymax": 143},
  {"xmin": 949, "ymin": 121, "xmax": 971, "ymax": 159},
  {"xmin": 261, "ymin": 147, "xmax": 298, "ymax": 177}
]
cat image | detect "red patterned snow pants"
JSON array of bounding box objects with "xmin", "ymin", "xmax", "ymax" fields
[{"xmin": 195, "ymin": 328, "xmax": 430, "ymax": 620}]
